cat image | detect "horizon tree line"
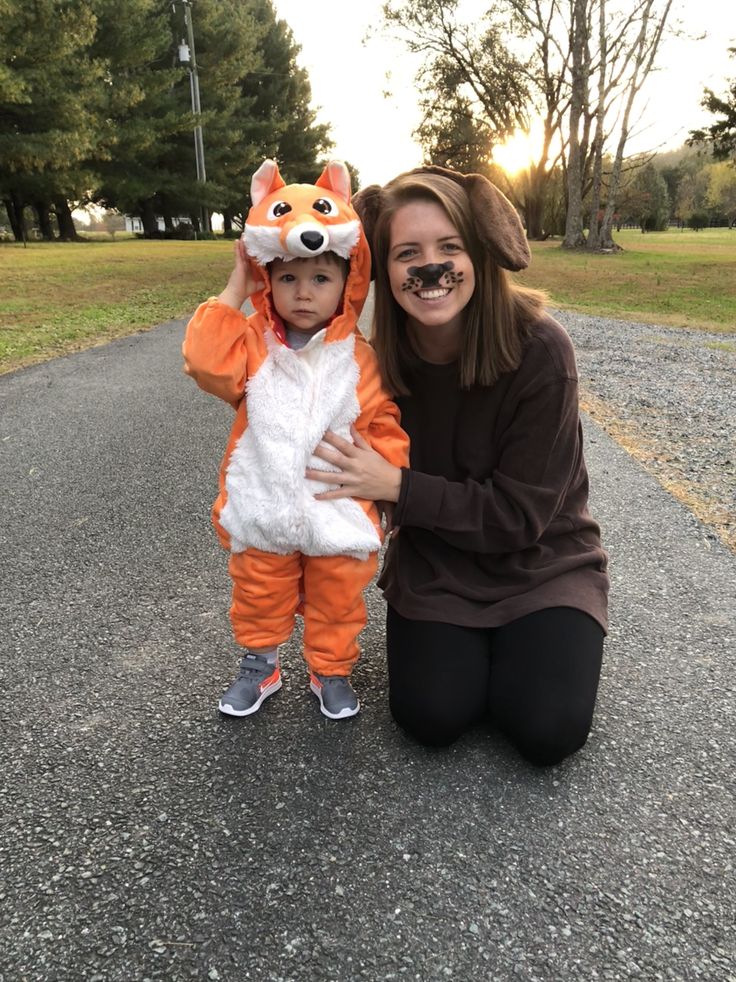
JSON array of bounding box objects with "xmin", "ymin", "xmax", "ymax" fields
[{"xmin": 2, "ymin": 2, "xmax": 734, "ymax": 245}]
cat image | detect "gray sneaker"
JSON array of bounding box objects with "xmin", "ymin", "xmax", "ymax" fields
[
  {"xmin": 309, "ymin": 673, "xmax": 360, "ymax": 719},
  {"xmin": 219, "ymin": 653, "xmax": 282, "ymax": 717}
]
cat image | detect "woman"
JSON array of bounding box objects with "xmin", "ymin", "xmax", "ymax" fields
[{"xmin": 306, "ymin": 166, "xmax": 609, "ymax": 765}]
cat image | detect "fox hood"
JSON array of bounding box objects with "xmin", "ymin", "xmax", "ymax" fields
[
  {"xmin": 182, "ymin": 159, "xmax": 408, "ymax": 561},
  {"xmin": 242, "ymin": 158, "xmax": 371, "ymax": 344}
]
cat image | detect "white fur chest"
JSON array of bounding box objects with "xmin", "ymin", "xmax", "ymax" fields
[{"xmin": 219, "ymin": 330, "xmax": 380, "ymax": 559}]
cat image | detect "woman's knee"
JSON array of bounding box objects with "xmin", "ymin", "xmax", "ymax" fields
[
  {"xmin": 508, "ymin": 708, "xmax": 595, "ymax": 766},
  {"xmin": 389, "ymin": 692, "xmax": 475, "ymax": 748}
]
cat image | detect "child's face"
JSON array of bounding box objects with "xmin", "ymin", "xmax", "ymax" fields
[{"xmin": 270, "ymin": 257, "xmax": 347, "ymax": 333}]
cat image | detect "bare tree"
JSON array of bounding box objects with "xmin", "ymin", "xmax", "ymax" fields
[
  {"xmin": 562, "ymin": 0, "xmax": 591, "ymax": 247},
  {"xmin": 382, "ymin": 0, "xmax": 551, "ymax": 235},
  {"xmin": 586, "ymin": 0, "xmax": 608, "ymax": 250},
  {"xmin": 502, "ymin": 0, "xmax": 574, "ymax": 239},
  {"xmin": 596, "ymin": 0, "xmax": 674, "ymax": 249},
  {"xmin": 381, "ymin": 0, "xmax": 676, "ymax": 249}
]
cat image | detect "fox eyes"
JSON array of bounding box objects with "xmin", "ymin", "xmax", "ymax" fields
[
  {"xmin": 313, "ymin": 197, "xmax": 337, "ymax": 216},
  {"xmin": 268, "ymin": 201, "xmax": 292, "ymax": 219},
  {"xmin": 266, "ymin": 198, "xmax": 338, "ymax": 220}
]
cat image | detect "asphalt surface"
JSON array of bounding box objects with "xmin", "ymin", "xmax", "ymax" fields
[{"xmin": 1, "ymin": 313, "xmax": 734, "ymax": 982}]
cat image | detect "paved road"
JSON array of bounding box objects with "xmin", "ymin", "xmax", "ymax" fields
[{"xmin": 1, "ymin": 314, "xmax": 734, "ymax": 982}]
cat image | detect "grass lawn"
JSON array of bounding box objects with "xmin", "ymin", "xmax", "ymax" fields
[
  {"xmin": 0, "ymin": 237, "xmax": 234, "ymax": 373},
  {"xmin": 1, "ymin": 228, "xmax": 734, "ymax": 374},
  {"xmin": 517, "ymin": 227, "xmax": 736, "ymax": 334}
]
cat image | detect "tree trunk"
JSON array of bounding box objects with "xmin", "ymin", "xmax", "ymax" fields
[
  {"xmin": 222, "ymin": 210, "xmax": 233, "ymax": 235},
  {"xmin": 562, "ymin": 0, "xmax": 588, "ymax": 249},
  {"xmin": 599, "ymin": 0, "xmax": 673, "ymax": 250},
  {"xmin": 55, "ymin": 199, "xmax": 83, "ymax": 241},
  {"xmin": 34, "ymin": 201, "xmax": 56, "ymax": 241},
  {"xmin": 524, "ymin": 194, "xmax": 544, "ymax": 240},
  {"xmin": 162, "ymin": 201, "xmax": 174, "ymax": 233},
  {"xmin": 521, "ymin": 162, "xmax": 549, "ymax": 240},
  {"xmin": 4, "ymin": 194, "xmax": 26, "ymax": 242},
  {"xmin": 139, "ymin": 199, "xmax": 159, "ymax": 238},
  {"xmin": 587, "ymin": 0, "xmax": 607, "ymax": 251},
  {"xmin": 189, "ymin": 212, "xmax": 201, "ymax": 234}
]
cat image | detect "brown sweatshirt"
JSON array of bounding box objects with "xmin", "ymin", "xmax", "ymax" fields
[{"xmin": 379, "ymin": 314, "xmax": 610, "ymax": 632}]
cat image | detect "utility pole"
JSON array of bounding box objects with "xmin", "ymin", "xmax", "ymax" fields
[{"xmin": 175, "ymin": 0, "xmax": 210, "ymax": 233}]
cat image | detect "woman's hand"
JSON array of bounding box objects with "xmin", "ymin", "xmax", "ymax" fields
[
  {"xmin": 218, "ymin": 239, "xmax": 264, "ymax": 310},
  {"xmin": 307, "ymin": 426, "xmax": 403, "ymax": 504}
]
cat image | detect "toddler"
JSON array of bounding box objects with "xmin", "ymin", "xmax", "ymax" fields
[{"xmin": 183, "ymin": 159, "xmax": 409, "ymax": 719}]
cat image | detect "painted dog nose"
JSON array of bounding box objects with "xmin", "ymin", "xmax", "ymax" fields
[
  {"xmin": 301, "ymin": 230, "xmax": 325, "ymax": 251},
  {"xmin": 408, "ymin": 262, "xmax": 454, "ymax": 286}
]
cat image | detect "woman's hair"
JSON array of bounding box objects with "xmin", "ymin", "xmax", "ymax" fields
[{"xmin": 367, "ymin": 171, "xmax": 546, "ymax": 395}]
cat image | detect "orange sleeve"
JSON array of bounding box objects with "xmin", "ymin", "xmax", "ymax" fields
[
  {"xmin": 182, "ymin": 298, "xmax": 251, "ymax": 408},
  {"xmin": 354, "ymin": 340, "xmax": 410, "ymax": 469}
]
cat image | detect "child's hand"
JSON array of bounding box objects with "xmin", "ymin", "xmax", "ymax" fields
[{"xmin": 218, "ymin": 239, "xmax": 264, "ymax": 310}]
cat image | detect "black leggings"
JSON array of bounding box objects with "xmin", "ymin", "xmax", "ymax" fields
[{"xmin": 386, "ymin": 606, "xmax": 605, "ymax": 766}]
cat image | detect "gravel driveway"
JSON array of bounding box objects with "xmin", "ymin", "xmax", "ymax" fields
[{"xmin": 555, "ymin": 311, "xmax": 735, "ymax": 552}]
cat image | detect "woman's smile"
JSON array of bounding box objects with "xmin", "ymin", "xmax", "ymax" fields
[{"xmin": 415, "ymin": 287, "xmax": 451, "ymax": 301}]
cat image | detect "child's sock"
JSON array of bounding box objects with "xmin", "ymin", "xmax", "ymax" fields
[{"xmin": 246, "ymin": 646, "xmax": 278, "ymax": 665}]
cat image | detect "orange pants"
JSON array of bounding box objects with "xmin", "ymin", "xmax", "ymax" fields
[{"xmin": 227, "ymin": 548, "xmax": 379, "ymax": 676}]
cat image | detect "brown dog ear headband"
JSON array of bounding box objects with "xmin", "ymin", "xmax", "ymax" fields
[{"xmin": 353, "ymin": 164, "xmax": 530, "ymax": 274}]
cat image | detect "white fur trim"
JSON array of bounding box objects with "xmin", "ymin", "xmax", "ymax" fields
[
  {"xmin": 244, "ymin": 220, "xmax": 360, "ymax": 265},
  {"xmin": 285, "ymin": 222, "xmax": 327, "ymax": 257},
  {"xmin": 220, "ymin": 331, "xmax": 380, "ymax": 560},
  {"xmin": 323, "ymin": 220, "xmax": 360, "ymax": 259}
]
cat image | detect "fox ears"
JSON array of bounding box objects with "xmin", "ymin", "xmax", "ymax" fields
[
  {"xmin": 250, "ymin": 160, "xmax": 285, "ymax": 206},
  {"xmin": 316, "ymin": 160, "xmax": 352, "ymax": 204},
  {"xmin": 250, "ymin": 159, "xmax": 352, "ymax": 206},
  {"xmin": 354, "ymin": 165, "xmax": 530, "ymax": 273}
]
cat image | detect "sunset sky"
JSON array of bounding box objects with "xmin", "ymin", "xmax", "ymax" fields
[{"xmin": 272, "ymin": 0, "xmax": 736, "ymax": 186}]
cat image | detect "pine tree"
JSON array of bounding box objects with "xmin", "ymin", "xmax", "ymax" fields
[
  {"xmin": 223, "ymin": 0, "xmax": 333, "ymax": 230},
  {"xmin": 0, "ymin": 0, "xmax": 104, "ymax": 240},
  {"xmin": 690, "ymin": 49, "xmax": 736, "ymax": 162}
]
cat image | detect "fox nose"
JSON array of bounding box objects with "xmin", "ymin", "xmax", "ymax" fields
[
  {"xmin": 300, "ymin": 230, "xmax": 324, "ymax": 251},
  {"xmin": 284, "ymin": 222, "xmax": 329, "ymax": 257}
]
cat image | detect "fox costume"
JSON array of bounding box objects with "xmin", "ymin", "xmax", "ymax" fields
[{"xmin": 183, "ymin": 159, "xmax": 409, "ymax": 680}]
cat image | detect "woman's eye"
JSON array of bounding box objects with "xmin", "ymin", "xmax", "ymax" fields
[
  {"xmin": 395, "ymin": 248, "xmax": 416, "ymax": 261},
  {"xmin": 443, "ymin": 242, "xmax": 462, "ymax": 252},
  {"xmin": 267, "ymin": 201, "xmax": 292, "ymax": 220}
]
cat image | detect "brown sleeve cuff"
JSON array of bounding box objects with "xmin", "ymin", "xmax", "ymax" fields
[{"xmin": 394, "ymin": 468, "xmax": 445, "ymax": 530}]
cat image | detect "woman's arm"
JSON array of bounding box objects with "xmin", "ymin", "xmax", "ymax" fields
[{"xmin": 310, "ymin": 377, "xmax": 583, "ymax": 554}]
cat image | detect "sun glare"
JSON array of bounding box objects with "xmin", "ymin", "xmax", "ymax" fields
[{"xmin": 492, "ymin": 123, "xmax": 544, "ymax": 176}]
